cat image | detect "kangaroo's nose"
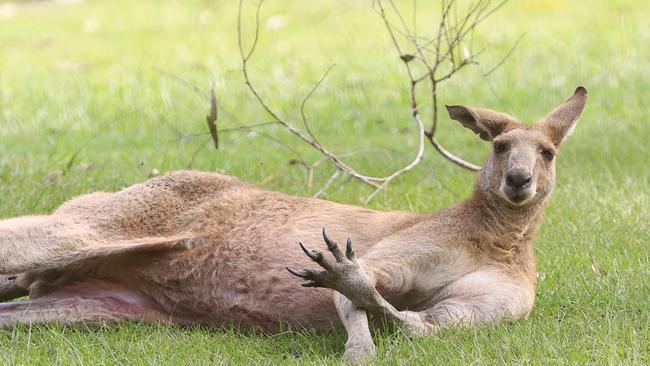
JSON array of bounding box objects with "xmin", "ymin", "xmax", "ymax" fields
[{"xmin": 506, "ymin": 169, "xmax": 532, "ymax": 189}]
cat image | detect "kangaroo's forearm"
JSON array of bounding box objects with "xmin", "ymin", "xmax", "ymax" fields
[
  {"xmin": 333, "ymin": 292, "xmax": 375, "ymax": 362},
  {"xmin": 342, "ymin": 263, "xmax": 435, "ymax": 335},
  {"xmin": 353, "ymin": 288, "xmax": 435, "ymax": 335}
]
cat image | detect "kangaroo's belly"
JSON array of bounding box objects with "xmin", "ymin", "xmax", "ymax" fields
[{"xmin": 128, "ymin": 221, "xmax": 391, "ymax": 332}]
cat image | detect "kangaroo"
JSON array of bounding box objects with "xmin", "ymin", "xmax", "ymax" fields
[{"xmin": 0, "ymin": 87, "xmax": 586, "ymax": 363}]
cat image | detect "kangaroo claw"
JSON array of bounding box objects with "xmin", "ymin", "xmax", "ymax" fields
[
  {"xmin": 345, "ymin": 237, "xmax": 356, "ymax": 261},
  {"xmin": 322, "ymin": 227, "xmax": 345, "ymax": 261},
  {"xmin": 286, "ymin": 267, "xmax": 312, "ymax": 278},
  {"xmin": 299, "ymin": 242, "xmax": 322, "ymax": 261}
]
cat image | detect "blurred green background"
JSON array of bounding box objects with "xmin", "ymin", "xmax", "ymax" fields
[{"xmin": 0, "ymin": 0, "xmax": 648, "ymax": 364}]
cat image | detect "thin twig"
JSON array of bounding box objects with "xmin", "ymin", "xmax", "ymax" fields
[
  {"xmin": 186, "ymin": 138, "xmax": 210, "ymax": 169},
  {"xmin": 155, "ymin": 67, "xmax": 209, "ymax": 100},
  {"xmin": 300, "ymin": 64, "xmax": 336, "ymax": 141},
  {"xmin": 314, "ymin": 170, "xmax": 341, "ymax": 198},
  {"xmin": 482, "ymin": 32, "xmax": 524, "ymax": 77}
]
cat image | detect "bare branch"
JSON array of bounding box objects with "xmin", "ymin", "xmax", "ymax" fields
[
  {"xmin": 376, "ymin": 0, "xmax": 512, "ymax": 172},
  {"xmin": 236, "ymin": 0, "xmax": 426, "ymax": 202}
]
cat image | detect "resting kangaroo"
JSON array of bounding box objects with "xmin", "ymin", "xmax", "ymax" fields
[{"xmin": 0, "ymin": 87, "xmax": 587, "ymax": 362}]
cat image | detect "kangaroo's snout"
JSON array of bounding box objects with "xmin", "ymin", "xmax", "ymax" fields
[
  {"xmin": 499, "ymin": 162, "xmax": 536, "ymax": 206},
  {"xmin": 505, "ymin": 169, "xmax": 532, "ymax": 190}
]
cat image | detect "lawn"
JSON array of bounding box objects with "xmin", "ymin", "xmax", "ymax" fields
[{"xmin": 0, "ymin": 0, "xmax": 648, "ymax": 364}]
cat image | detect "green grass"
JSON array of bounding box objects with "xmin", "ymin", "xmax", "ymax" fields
[{"xmin": 0, "ymin": 0, "xmax": 648, "ymax": 364}]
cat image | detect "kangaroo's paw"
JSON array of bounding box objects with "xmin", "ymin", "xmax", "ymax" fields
[{"xmin": 286, "ymin": 228, "xmax": 377, "ymax": 308}]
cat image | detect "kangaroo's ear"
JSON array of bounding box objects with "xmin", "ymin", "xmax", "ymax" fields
[
  {"xmin": 446, "ymin": 105, "xmax": 522, "ymax": 141},
  {"xmin": 535, "ymin": 87, "xmax": 588, "ymax": 146}
]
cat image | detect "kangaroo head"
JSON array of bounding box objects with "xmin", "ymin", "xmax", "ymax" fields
[{"xmin": 447, "ymin": 87, "xmax": 588, "ymax": 207}]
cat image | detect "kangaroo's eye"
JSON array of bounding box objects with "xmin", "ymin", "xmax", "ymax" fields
[
  {"xmin": 541, "ymin": 148, "xmax": 554, "ymax": 161},
  {"xmin": 493, "ymin": 142, "xmax": 508, "ymax": 154}
]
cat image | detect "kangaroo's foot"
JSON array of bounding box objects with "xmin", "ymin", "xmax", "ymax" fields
[
  {"xmin": 0, "ymin": 280, "xmax": 174, "ymax": 329},
  {"xmin": 287, "ymin": 228, "xmax": 379, "ymax": 310}
]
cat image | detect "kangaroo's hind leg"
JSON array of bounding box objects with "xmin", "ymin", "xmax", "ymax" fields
[
  {"xmin": 0, "ymin": 280, "xmax": 175, "ymax": 329},
  {"xmin": 0, "ymin": 177, "xmax": 205, "ymax": 274}
]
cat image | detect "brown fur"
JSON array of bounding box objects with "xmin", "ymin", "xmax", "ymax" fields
[{"xmin": 0, "ymin": 88, "xmax": 587, "ymax": 362}]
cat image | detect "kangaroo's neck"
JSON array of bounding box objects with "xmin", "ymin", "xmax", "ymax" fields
[
  {"xmin": 464, "ymin": 184, "xmax": 549, "ymax": 246},
  {"xmin": 444, "ymin": 184, "xmax": 548, "ymax": 285}
]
